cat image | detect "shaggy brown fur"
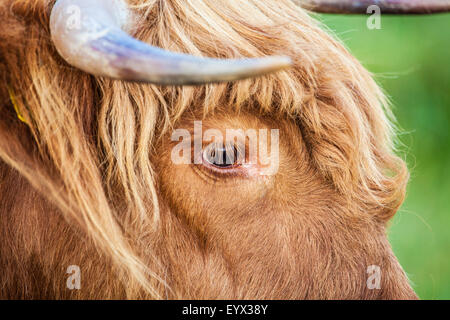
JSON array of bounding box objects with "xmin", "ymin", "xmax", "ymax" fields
[{"xmin": 0, "ymin": 0, "xmax": 417, "ymax": 299}]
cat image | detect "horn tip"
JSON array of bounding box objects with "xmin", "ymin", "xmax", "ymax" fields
[{"xmin": 260, "ymin": 55, "xmax": 293, "ymax": 72}]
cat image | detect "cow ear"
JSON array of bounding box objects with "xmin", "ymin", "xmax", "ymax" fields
[{"xmin": 299, "ymin": 86, "xmax": 408, "ymax": 223}]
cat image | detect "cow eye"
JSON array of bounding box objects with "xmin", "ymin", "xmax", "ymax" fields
[{"xmin": 202, "ymin": 142, "xmax": 242, "ymax": 169}]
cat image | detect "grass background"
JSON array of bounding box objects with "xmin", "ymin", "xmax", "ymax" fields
[{"xmin": 318, "ymin": 13, "xmax": 450, "ymax": 299}]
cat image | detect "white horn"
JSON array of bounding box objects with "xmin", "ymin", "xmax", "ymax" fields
[{"xmin": 50, "ymin": 0, "xmax": 292, "ymax": 85}]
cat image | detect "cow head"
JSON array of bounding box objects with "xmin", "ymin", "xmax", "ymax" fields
[{"xmin": 1, "ymin": 0, "xmax": 447, "ymax": 299}]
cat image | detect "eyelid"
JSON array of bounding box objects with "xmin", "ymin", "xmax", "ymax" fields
[
  {"xmin": 202, "ymin": 142, "xmax": 244, "ymax": 168},
  {"xmin": 192, "ymin": 134, "xmax": 275, "ymax": 179},
  {"xmin": 197, "ymin": 141, "xmax": 249, "ymax": 178}
]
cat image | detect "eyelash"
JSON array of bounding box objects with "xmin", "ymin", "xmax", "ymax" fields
[{"xmin": 200, "ymin": 142, "xmax": 247, "ymax": 176}]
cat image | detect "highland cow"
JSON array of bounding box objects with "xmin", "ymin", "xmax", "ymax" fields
[{"xmin": 1, "ymin": 0, "xmax": 447, "ymax": 299}]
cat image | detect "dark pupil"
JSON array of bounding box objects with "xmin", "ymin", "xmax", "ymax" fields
[{"xmin": 208, "ymin": 145, "xmax": 238, "ymax": 168}]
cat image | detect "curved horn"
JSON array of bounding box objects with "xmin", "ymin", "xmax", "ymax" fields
[
  {"xmin": 297, "ymin": 0, "xmax": 450, "ymax": 14},
  {"xmin": 50, "ymin": 0, "xmax": 291, "ymax": 85}
]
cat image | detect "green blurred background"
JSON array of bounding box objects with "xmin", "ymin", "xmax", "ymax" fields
[{"xmin": 318, "ymin": 13, "xmax": 450, "ymax": 299}]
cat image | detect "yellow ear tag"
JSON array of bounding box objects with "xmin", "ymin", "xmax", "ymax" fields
[{"xmin": 7, "ymin": 86, "xmax": 28, "ymax": 124}]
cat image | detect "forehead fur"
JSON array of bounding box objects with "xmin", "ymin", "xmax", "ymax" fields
[
  {"xmin": 127, "ymin": 0, "xmax": 404, "ymax": 213},
  {"xmin": 0, "ymin": 0, "xmax": 407, "ymax": 229}
]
